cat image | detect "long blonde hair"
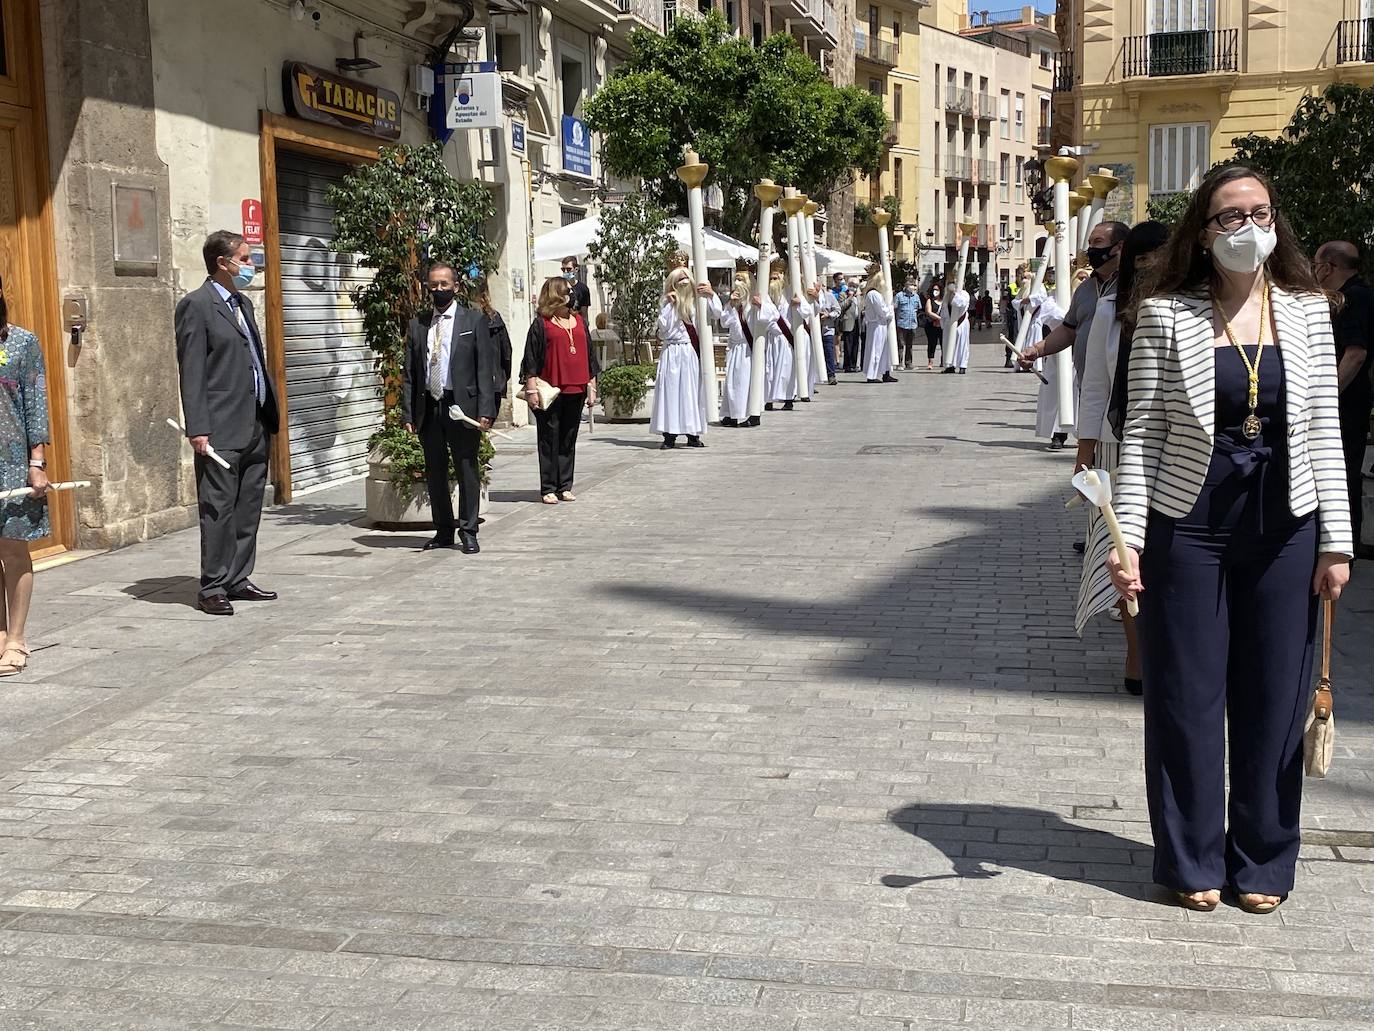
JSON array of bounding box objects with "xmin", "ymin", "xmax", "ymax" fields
[
  {"xmin": 666, "ymin": 268, "xmax": 694, "ymax": 323},
  {"xmin": 536, "ymin": 276, "xmax": 571, "ymax": 318},
  {"xmin": 768, "ymin": 271, "xmax": 784, "ymax": 305},
  {"xmin": 865, "ymin": 269, "xmax": 885, "ymax": 294}
]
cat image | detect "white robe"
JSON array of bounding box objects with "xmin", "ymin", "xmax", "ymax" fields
[
  {"xmin": 787, "ymin": 298, "xmax": 815, "ymax": 398},
  {"xmin": 861, "ymin": 289, "xmax": 893, "ymax": 380},
  {"xmin": 939, "ymin": 289, "xmax": 971, "ymax": 370},
  {"xmin": 719, "ymin": 300, "xmax": 774, "ymax": 420},
  {"xmin": 764, "ymin": 302, "xmax": 793, "ymax": 403},
  {"xmin": 1021, "ymin": 290, "xmax": 1067, "ymax": 438},
  {"xmin": 651, "ymin": 295, "xmax": 721, "ymax": 437}
]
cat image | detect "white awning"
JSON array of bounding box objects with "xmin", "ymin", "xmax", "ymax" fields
[
  {"xmin": 533, "ymin": 215, "xmax": 758, "ymax": 269},
  {"xmin": 813, "ymin": 247, "xmax": 870, "ymax": 276}
]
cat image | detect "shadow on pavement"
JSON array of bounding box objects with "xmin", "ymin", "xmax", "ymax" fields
[
  {"xmin": 881, "ymin": 802, "xmax": 1163, "ymax": 905},
  {"xmin": 121, "ymin": 576, "xmax": 199, "ymax": 605},
  {"xmin": 351, "ymin": 533, "xmax": 433, "ymax": 550}
]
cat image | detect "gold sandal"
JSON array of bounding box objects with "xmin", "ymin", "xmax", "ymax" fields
[{"xmin": 0, "ymin": 645, "xmax": 31, "ymax": 678}]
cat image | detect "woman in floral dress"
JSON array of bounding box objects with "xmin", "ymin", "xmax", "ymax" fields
[{"xmin": 0, "ymin": 277, "xmax": 50, "ymax": 677}]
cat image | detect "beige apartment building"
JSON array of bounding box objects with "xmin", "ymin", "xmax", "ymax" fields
[
  {"xmin": 905, "ymin": 2, "xmax": 1056, "ymax": 290},
  {"xmin": 1052, "ymin": 0, "xmax": 1374, "ymax": 220}
]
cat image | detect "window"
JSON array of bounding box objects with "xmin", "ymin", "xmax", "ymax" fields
[
  {"xmin": 933, "ymin": 190, "xmax": 941, "ymax": 238},
  {"xmin": 1040, "ymin": 48, "xmax": 1052, "ymax": 69},
  {"xmin": 933, "ymin": 122, "xmax": 941, "ymax": 166},
  {"xmin": 893, "ymin": 84, "xmax": 902, "ymax": 124},
  {"xmin": 934, "ymin": 64, "xmax": 940, "ymax": 107},
  {"xmin": 561, "ymin": 206, "xmax": 586, "ymax": 226},
  {"xmin": 752, "ymin": 21, "xmax": 763, "ymax": 46},
  {"xmin": 1014, "ymin": 93, "xmax": 1025, "ymax": 142},
  {"xmin": 1149, "ymin": 122, "xmax": 1209, "ymax": 194},
  {"xmin": 868, "ymin": 4, "xmax": 879, "ymax": 36},
  {"xmin": 560, "ymin": 56, "xmax": 584, "ymax": 119},
  {"xmin": 999, "ymin": 154, "xmax": 1010, "ymax": 202},
  {"xmin": 1149, "ymin": 0, "xmax": 1215, "ymax": 34},
  {"xmin": 1040, "ymin": 95, "xmax": 1051, "ymax": 128},
  {"xmin": 893, "ymin": 17, "xmax": 901, "ymax": 52},
  {"xmin": 868, "ymin": 77, "xmax": 883, "ymax": 97},
  {"xmin": 1015, "ymin": 156, "xmax": 1024, "ymax": 191},
  {"xmin": 999, "ymin": 215, "xmax": 1010, "ymax": 241},
  {"xmin": 999, "ymin": 90, "xmax": 1010, "ymax": 138},
  {"xmin": 494, "ymin": 32, "xmax": 521, "ymax": 73},
  {"xmin": 1015, "ymin": 216, "xmax": 1025, "ymax": 242},
  {"xmin": 894, "ymin": 158, "xmax": 903, "ymax": 199}
]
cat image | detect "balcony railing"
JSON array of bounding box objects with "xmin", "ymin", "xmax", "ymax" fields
[
  {"xmin": 854, "ymin": 28, "xmax": 896, "ymax": 65},
  {"xmin": 1123, "ymin": 28, "xmax": 1240, "ymax": 78},
  {"xmin": 973, "ymin": 159, "xmax": 997, "ymax": 185},
  {"xmin": 1337, "ymin": 19, "xmax": 1374, "ymax": 64},
  {"xmin": 944, "ymin": 85, "xmax": 974, "ymax": 115},
  {"xmin": 976, "ymin": 93, "xmax": 995, "ymax": 120},
  {"xmin": 979, "ymin": 8, "xmax": 1053, "ymax": 29},
  {"xmin": 617, "ymin": 0, "xmax": 664, "ymax": 28},
  {"xmin": 944, "ymin": 156, "xmax": 972, "ymax": 181},
  {"xmin": 1053, "ymin": 49, "xmax": 1073, "ymax": 91}
]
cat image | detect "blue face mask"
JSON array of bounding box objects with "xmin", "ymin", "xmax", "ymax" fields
[{"xmin": 231, "ymin": 261, "xmax": 255, "ymax": 289}]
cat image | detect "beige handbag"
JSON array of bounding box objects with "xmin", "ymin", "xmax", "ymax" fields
[
  {"xmin": 525, "ymin": 376, "xmax": 561, "ymax": 411},
  {"xmin": 1303, "ymin": 598, "xmax": 1335, "ymax": 779}
]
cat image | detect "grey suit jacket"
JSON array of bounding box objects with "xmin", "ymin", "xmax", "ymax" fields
[
  {"xmin": 175, "ymin": 280, "xmax": 280, "ymax": 451},
  {"xmin": 401, "ymin": 304, "xmax": 498, "ymax": 431}
]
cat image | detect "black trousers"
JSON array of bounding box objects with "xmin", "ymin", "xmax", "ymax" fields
[
  {"xmin": 534, "ymin": 391, "xmax": 584, "ymax": 496},
  {"xmin": 1139, "ymin": 509, "xmax": 1318, "ymax": 895},
  {"xmin": 924, "ymin": 324, "xmax": 942, "ymax": 362},
  {"xmin": 842, "ymin": 328, "xmax": 861, "ymax": 371},
  {"xmin": 195, "ymin": 416, "xmax": 269, "ymax": 600},
  {"xmin": 420, "ymin": 394, "xmax": 481, "ymax": 536},
  {"xmin": 1339, "ymin": 400, "xmax": 1370, "ymax": 549}
]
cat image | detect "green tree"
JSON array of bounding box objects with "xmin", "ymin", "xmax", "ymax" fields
[
  {"xmin": 327, "ymin": 141, "xmax": 497, "ymax": 422},
  {"xmin": 587, "ymin": 195, "xmax": 677, "ymax": 364},
  {"xmin": 1229, "ymin": 83, "xmax": 1374, "ymax": 261},
  {"xmin": 1146, "ymin": 191, "xmax": 1191, "ymax": 227},
  {"xmin": 584, "ymin": 12, "xmax": 888, "ymax": 238}
]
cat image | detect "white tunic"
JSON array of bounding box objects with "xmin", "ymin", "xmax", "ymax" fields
[
  {"xmin": 939, "ymin": 289, "xmax": 971, "ymax": 370},
  {"xmin": 651, "ymin": 295, "xmax": 722, "ymax": 436},
  {"xmin": 1022, "ymin": 290, "xmax": 1067, "ymax": 438},
  {"xmin": 719, "ymin": 299, "xmax": 775, "ymax": 420},
  {"xmin": 861, "ymin": 289, "xmax": 893, "ymax": 380}
]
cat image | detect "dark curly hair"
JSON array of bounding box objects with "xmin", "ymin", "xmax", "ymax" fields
[{"xmin": 1142, "ymin": 164, "xmax": 1320, "ymax": 300}]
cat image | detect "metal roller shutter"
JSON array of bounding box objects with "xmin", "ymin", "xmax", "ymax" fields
[{"xmin": 275, "ymin": 151, "xmax": 381, "ymax": 493}]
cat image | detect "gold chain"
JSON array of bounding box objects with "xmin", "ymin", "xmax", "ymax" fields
[{"xmin": 1215, "ymin": 280, "xmax": 1269, "ymax": 440}]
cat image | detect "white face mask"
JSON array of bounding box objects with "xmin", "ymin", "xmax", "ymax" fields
[{"xmin": 1211, "ymin": 221, "xmax": 1278, "ymax": 274}]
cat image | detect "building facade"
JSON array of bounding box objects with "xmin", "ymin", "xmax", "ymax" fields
[{"xmin": 1053, "ymin": 0, "xmax": 1374, "ymax": 221}]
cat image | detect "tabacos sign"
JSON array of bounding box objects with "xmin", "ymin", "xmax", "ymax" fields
[{"xmin": 283, "ymin": 62, "xmax": 401, "ymax": 141}]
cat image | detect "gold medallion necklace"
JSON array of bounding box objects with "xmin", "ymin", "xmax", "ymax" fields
[
  {"xmin": 554, "ymin": 314, "xmax": 578, "ymax": 355},
  {"xmin": 1215, "ymin": 281, "xmax": 1269, "ymax": 441}
]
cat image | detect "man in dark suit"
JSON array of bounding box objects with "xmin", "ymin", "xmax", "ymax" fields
[
  {"xmin": 402, "ymin": 262, "xmax": 497, "ymax": 553},
  {"xmin": 175, "ymin": 230, "xmax": 281, "ymax": 616}
]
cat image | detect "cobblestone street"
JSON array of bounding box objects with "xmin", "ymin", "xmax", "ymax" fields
[{"xmin": 2, "ymin": 336, "xmax": 1372, "ymax": 1031}]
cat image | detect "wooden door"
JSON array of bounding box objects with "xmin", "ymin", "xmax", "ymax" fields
[{"xmin": 0, "ymin": 0, "xmax": 71, "ymax": 556}]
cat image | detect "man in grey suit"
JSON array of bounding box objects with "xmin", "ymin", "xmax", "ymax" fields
[
  {"xmin": 401, "ymin": 262, "xmax": 496, "ymax": 553},
  {"xmin": 175, "ymin": 230, "xmax": 281, "ymax": 616}
]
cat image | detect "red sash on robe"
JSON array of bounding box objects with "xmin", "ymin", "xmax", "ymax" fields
[
  {"xmin": 740, "ymin": 309, "xmax": 754, "ymax": 346},
  {"xmin": 776, "ymin": 316, "xmax": 793, "ymax": 344},
  {"xmin": 684, "ymin": 322, "xmax": 700, "ymax": 355}
]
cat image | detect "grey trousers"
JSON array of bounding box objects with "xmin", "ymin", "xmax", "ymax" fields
[{"xmin": 194, "ymin": 418, "xmax": 269, "ymax": 599}]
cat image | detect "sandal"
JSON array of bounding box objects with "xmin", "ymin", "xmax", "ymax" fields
[
  {"xmin": 541, "ymin": 494, "xmax": 559, "ymax": 505},
  {"xmin": 1237, "ymin": 892, "xmax": 1284, "ymax": 915},
  {"xmin": 0, "ymin": 644, "xmax": 31, "ymax": 678},
  {"xmin": 1174, "ymin": 890, "xmax": 1220, "ymax": 912},
  {"xmin": 557, "ymin": 490, "xmax": 577, "ymax": 502}
]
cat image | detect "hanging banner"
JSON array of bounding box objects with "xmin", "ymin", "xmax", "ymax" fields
[{"xmin": 283, "ymin": 62, "xmax": 401, "ymax": 141}]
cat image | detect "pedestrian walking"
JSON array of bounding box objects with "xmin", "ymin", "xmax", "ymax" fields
[
  {"xmin": 560, "ymin": 255, "xmax": 592, "ymax": 322},
  {"xmin": 719, "ymin": 270, "xmax": 774, "ymax": 427},
  {"xmin": 520, "ymin": 277, "xmax": 598, "ymax": 503},
  {"xmin": 861, "ymin": 265, "xmax": 896, "ymax": 383},
  {"xmin": 652, "ymin": 265, "xmax": 719, "ymax": 447},
  {"xmin": 1072, "ymin": 220, "xmax": 1169, "ymax": 697},
  {"xmin": 175, "ymin": 230, "xmax": 281, "ymax": 614},
  {"xmin": 894, "ymin": 277, "xmax": 921, "ymax": 371},
  {"xmin": 1001, "ymin": 285, "xmax": 1018, "ymax": 367},
  {"xmin": 922, "ymin": 283, "xmax": 943, "ymax": 370},
  {"xmin": 840, "ymin": 277, "xmax": 862, "ymax": 372},
  {"xmin": 401, "ymin": 261, "xmax": 498, "ymax": 553},
  {"xmin": 1314, "ymin": 240, "xmax": 1373, "ymax": 555},
  {"xmin": 1108, "ymin": 165, "xmax": 1352, "ymax": 915},
  {"xmin": 0, "ymin": 276, "xmax": 49, "ymax": 677}
]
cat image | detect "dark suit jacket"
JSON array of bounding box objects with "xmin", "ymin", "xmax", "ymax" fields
[
  {"xmin": 175, "ymin": 280, "xmax": 280, "ymax": 451},
  {"xmin": 401, "ymin": 303, "xmax": 497, "ymax": 431}
]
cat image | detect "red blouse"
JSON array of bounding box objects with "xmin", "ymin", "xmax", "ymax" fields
[{"xmin": 540, "ymin": 316, "xmax": 592, "ymax": 394}]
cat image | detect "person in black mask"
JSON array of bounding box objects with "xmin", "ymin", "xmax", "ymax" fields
[{"xmin": 401, "ymin": 262, "xmax": 498, "ymax": 554}]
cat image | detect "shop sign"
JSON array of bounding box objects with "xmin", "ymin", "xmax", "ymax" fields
[
  {"xmin": 561, "ymin": 116, "xmax": 592, "ymax": 177},
  {"xmin": 445, "ymin": 69, "xmax": 502, "ymax": 130},
  {"xmin": 241, "ymin": 199, "xmax": 264, "ymax": 246},
  {"xmin": 283, "ymin": 62, "xmax": 401, "ymax": 141}
]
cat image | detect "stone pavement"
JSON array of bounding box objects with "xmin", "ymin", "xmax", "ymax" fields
[{"xmin": 1, "ymin": 331, "xmax": 1372, "ymax": 1031}]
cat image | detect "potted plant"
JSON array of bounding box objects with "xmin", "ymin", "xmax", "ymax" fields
[
  {"xmin": 326, "ymin": 141, "xmax": 497, "ymax": 527},
  {"xmin": 598, "ymin": 362, "xmax": 658, "ymax": 422}
]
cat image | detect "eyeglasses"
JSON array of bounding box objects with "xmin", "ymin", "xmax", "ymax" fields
[{"xmin": 1206, "ymin": 205, "xmax": 1277, "ymax": 232}]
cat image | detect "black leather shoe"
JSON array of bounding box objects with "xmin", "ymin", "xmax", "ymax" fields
[
  {"xmin": 765, "ymin": 403, "xmax": 775, "ymax": 411},
  {"xmin": 686, "ymin": 436, "xmax": 705, "ymax": 448},
  {"xmin": 227, "ymin": 581, "xmax": 277, "ymax": 602},
  {"xmin": 827, "ymin": 378, "xmax": 838, "ymax": 386},
  {"xmin": 660, "ymin": 435, "xmax": 676, "ymax": 450},
  {"xmin": 197, "ymin": 594, "xmax": 234, "ymax": 616},
  {"xmin": 882, "ymin": 373, "xmax": 898, "ymax": 382},
  {"xmin": 458, "ymin": 531, "xmax": 480, "ymax": 554},
  {"xmin": 747, "ymin": 416, "xmax": 761, "ymax": 427},
  {"xmin": 720, "ymin": 417, "xmax": 738, "ymax": 427},
  {"xmin": 941, "ymin": 367, "xmax": 957, "ymax": 374},
  {"xmin": 782, "ymin": 400, "xmax": 794, "ymax": 411},
  {"xmin": 1125, "ymin": 678, "xmax": 1144, "ymax": 696},
  {"xmin": 423, "ymin": 534, "xmax": 455, "ymax": 551}
]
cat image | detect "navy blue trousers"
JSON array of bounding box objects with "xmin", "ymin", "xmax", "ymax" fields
[{"xmin": 1138, "ymin": 510, "xmax": 1318, "ymax": 896}]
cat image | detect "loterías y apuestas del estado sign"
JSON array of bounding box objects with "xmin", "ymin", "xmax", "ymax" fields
[{"xmin": 283, "ymin": 62, "xmax": 402, "ymax": 141}]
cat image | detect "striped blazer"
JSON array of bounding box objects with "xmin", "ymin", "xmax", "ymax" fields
[{"xmin": 1115, "ymin": 286, "xmax": 1354, "ymax": 557}]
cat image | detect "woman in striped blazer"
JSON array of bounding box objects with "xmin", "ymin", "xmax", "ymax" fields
[{"xmin": 1107, "ymin": 165, "xmax": 1352, "ymax": 916}]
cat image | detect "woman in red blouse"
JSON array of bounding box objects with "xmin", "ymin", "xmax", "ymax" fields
[{"xmin": 520, "ymin": 277, "xmax": 599, "ymax": 505}]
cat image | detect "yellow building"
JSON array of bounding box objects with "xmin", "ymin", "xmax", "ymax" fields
[
  {"xmin": 852, "ymin": 0, "xmax": 928, "ymax": 258},
  {"xmin": 1055, "ymin": 0, "xmax": 1374, "ymax": 220}
]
